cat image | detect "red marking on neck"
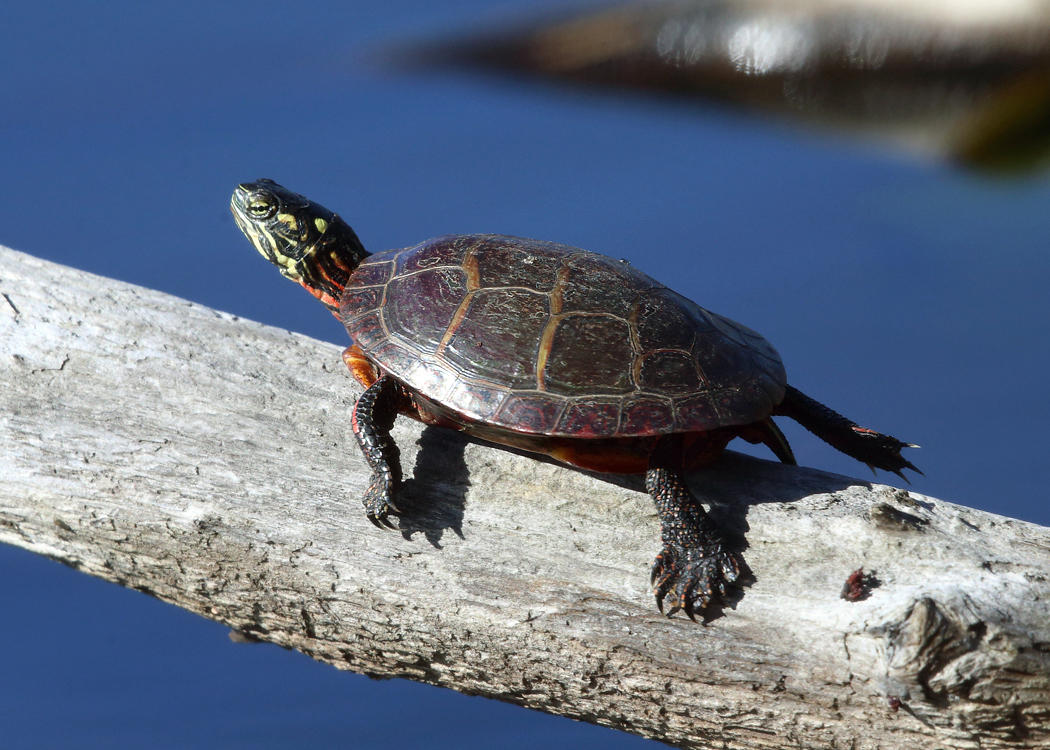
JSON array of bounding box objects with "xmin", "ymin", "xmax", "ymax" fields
[
  {"xmin": 314, "ymin": 260, "xmax": 341, "ymax": 292},
  {"xmin": 301, "ymin": 281, "xmax": 341, "ymax": 313}
]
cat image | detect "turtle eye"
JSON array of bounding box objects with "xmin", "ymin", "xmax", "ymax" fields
[{"xmin": 247, "ymin": 192, "xmax": 277, "ymax": 219}]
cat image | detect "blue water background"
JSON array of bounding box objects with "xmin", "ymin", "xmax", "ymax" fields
[{"xmin": 1, "ymin": 1, "xmax": 1048, "ymax": 747}]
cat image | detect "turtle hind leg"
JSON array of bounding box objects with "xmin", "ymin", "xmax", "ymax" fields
[
  {"xmin": 647, "ymin": 437, "xmax": 744, "ymax": 621},
  {"xmin": 774, "ymin": 384, "xmax": 921, "ymax": 481},
  {"xmin": 352, "ymin": 375, "xmax": 410, "ymax": 528}
]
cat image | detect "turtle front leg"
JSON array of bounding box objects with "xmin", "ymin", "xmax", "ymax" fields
[
  {"xmin": 647, "ymin": 447, "xmax": 743, "ymax": 620},
  {"xmin": 352, "ymin": 375, "xmax": 409, "ymax": 529}
]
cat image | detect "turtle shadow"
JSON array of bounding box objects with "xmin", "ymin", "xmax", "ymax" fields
[
  {"xmin": 462, "ymin": 444, "xmax": 799, "ymax": 621},
  {"xmin": 396, "ymin": 427, "xmax": 471, "ymax": 547},
  {"xmin": 578, "ymin": 450, "xmax": 882, "ymax": 622},
  {"xmin": 395, "ymin": 430, "xmax": 880, "ymax": 620}
]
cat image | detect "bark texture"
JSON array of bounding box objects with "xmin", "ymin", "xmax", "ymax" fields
[{"xmin": 1, "ymin": 245, "xmax": 1048, "ymax": 749}]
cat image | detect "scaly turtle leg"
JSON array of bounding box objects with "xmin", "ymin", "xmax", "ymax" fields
[
  {"xmin": 648, "ymin": 437, "xmax": 743, "ymax": 620},
  {"xmin": 775, "ymin": 385, "xmax": 920, "ymax": 480},
  {"xmin": 352, "ymin": 375, "xmax": 410, "ymax": 528}
]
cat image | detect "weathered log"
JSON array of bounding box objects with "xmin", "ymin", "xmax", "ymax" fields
[{"xmin": 1, "ymin": 245, "xmax": 1047, "ymax": 749}]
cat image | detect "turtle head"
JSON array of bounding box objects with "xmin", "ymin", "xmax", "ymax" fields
[{"xmin": 231, "ymin": 178, "xmax": 368, "ymax": 311}]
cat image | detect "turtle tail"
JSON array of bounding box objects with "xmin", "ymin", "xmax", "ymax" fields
[{"xmin": 774, "ymin": 385, "xmax": 921, "ymax": 482}]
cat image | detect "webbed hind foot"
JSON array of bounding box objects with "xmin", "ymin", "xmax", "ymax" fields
[
  {"xmin": 842, "ymin": 425, "xmax": 922, "ymax": 481},
  {"xmin": 775, "ymin": 385, "xmax": 921, "ymax": 481}
]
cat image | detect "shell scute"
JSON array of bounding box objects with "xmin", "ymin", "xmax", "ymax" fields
[
  {"xmin": 369, "ymin": 342, "xmax": 417, "ymax": 380},
  {"xmin": 560, "ymin": 255, "xmax": 650, "ymax": 317},
  {"xmin": 639, "ymin": 350, "xmax": 702, "ymax": 394},
  {"xmin": 348, "ymin": 311, "xmax": 385, "ymax": 350},
  {"xmin": 557, "ymin": 399, "xmax": 621, "ymax": 437},
  {"xmin": 403, "ymin": 357, "xmax": 460, "ymax": 404},
  {"xmin": 445, "ymin": 378, "xmax": 507, "ymax": 420},
  {"xmin": 385, "ymin": 267, "xmax": 466, "ymax": 350},
  {"xmin": 674, "ymin": 394, "xmax": 721, "ymax": 426},
  {"xmin": 637, "ymin": 290, "xmax": 700, "ymax": 350},
  {"xmin": 620, "ymin": 396, "xmax": 676, "ymax": 434},
  {"xmin": 444, "ymin": 287, "xmax": 548, "ymax": 390},
  {"xmin": 543, "ymin": 314, "xmax": 634, "ymax": 396},
  {"xmin": 498, "ymin": 393, "xmax": 565, "ymax": 433},
  {"xmin": 694, "ymin": 339, "xmax": 752, "ymax": 385},
  {"xmin": 475, "ymin": 238, "xmax": 563, "ymax": 291}
]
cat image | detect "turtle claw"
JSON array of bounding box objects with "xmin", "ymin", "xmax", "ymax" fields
[
  {"xmin": 651, "ymin": 555, "xmax": 675, "ymax": 614},
  {"xmin": 844, "ymin": 425, "xmax": 922, "ymax": 481},
  {"xmin": 367, "ymin": 511, "xmax": 397, "ymax": 530},
  {"xmin": 650, "ymin": 542, "xmax": 742, "ymax": 621}
]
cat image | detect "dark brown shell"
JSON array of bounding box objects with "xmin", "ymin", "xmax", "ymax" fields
[{"xmin": 340, "ymin": 234, "xmax": 785, "ymax": 437}]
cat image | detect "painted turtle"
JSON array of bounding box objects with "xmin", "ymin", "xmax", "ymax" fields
[{"xmin": 231, "ymin": 179, "xmax": 919, "ymax": 620}]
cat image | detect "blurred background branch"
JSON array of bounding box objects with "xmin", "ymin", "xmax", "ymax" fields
[{"xmin": 403, "ymin": 0, "xmax": 1050, "ymax": 171}]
